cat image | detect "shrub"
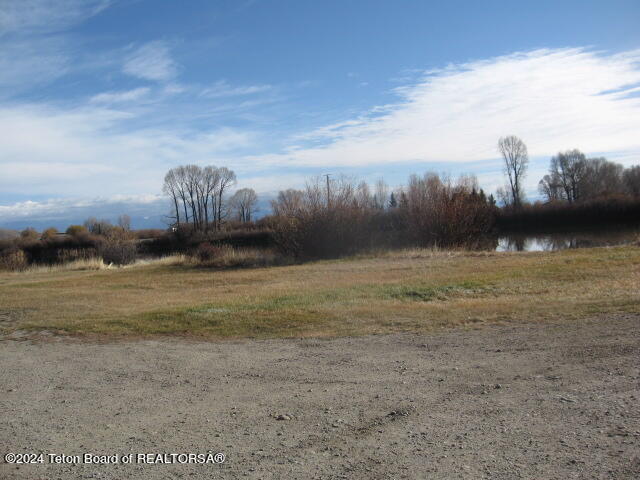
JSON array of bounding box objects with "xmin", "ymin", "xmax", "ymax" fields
[
  {"xmin": 0, "ymin": 248, "xmax": 28, "ymax": 271},
  {"xmin": 66, "ymin": 225, "xmax": 88, "ymax": 236},
  {"xmin": 18, "ymin": 233, "xmax": 100, "ymax": 265},
  {"xmin": 195, "ymin": 242, "xmax": 223, "ymax": 263},
  {"xmin": 134, "ymin": 229, "xmax": 166, "ymax": 239},
  {"xmin": 268, "ymin": 209, "xmax": 366, "ymax": 259},
  {"xmin": 268, "ymin": 176, "xmax": 403, "ymax": 259},
  {"xmin": 268, "ymin": 173, "xmax": 495, "ymax": 258},
  {"xmin": 403, "ymin": 174, "xmax": 495, "ymax": 247},
  {"xmin": 98, "ymin": 240, "xmax": 138, "ymax": 265},
  {"xmin": 20, "ymin": 228, "xmax": 39, "ymax": 240},
  {"xmin": 41, "ymin": 227, "xmax": 58, "ymax": 240}
]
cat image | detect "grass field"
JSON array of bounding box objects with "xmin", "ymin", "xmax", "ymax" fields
[{"xmin": 1, "ymin": 246, "xmax": 639, "ymax": 339}]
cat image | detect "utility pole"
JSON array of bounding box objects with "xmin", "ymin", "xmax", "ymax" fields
[{"xmin": 323, "ymin": 173, "xmax": 332, "ymax": 208}]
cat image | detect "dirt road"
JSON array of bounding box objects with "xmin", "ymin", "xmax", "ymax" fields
[{"xmin": 1, "ymin": 315, "xmax": 639, "ymax": 479}]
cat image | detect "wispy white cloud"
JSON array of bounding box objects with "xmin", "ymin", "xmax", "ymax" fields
[
  {"xmin": 123, "ymin": 41, "xmax": 177, "ymax": 82},
  {"xmin": 200, "ymin": 80, "xmax": 272, "ymax": 98},
  {"xmin": 261, "ymin": 48, "xmax": 640, "ymax": 169},
  {"xmin": 0, "ymin": 103, "xmax": 255, "ymax": 200},
  {"xmin": 2, "ymin": 47, "xmax": 640, "ymax": 224},
  {"xmin": 0, "ymin": 37, "xmax": 69, "ymax": 92},
  {"xmin": 90, "ymin": 87, "xmax": 151, "ymax": 104},
  {"xmin": 235, "ymin": 173, "xmax": 308, "ymax": 194},
  {"xmin": 0, "ymin": 0, "xmax": 113, "ymax": 94},
  {"xmin": 0, "ymin": 0, "xmax": 111, "ymax": 35}
]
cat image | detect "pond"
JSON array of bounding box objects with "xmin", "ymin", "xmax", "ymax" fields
[{"xmin": 496, "ymin": 227, "xmax": 640, "ymax": 252}]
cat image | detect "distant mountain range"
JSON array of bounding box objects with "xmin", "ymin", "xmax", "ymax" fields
[{"xmin": 0, "ymin": 196, "xmax": 273, "ymax": 232}]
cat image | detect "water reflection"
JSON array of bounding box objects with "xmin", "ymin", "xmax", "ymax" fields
[{"xmin": 496, "ymin": 228, "xmax": 639, "ymax": 252}]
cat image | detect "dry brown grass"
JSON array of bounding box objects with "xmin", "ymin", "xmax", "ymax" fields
[
  {"xmin": 22, "ymin": 257, "xmax": 108, "ymax": 273},
  {"xmin": 3, "ymin": 255, "xmax": 189, "ymax": 274},
  {"xmin": 189, "ymin": 246, "xmax": 283, "ymax": 269},
  {"xmin": 1, "ymin": 246, "xmax": 638, "ymax": 339}
]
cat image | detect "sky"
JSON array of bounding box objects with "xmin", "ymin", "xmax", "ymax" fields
[{"xmin": 1, "ymin": 0, "xmax": 639, "ymax": 229}]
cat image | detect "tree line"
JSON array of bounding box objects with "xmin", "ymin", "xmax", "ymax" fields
[
  {"xmin": 495, "ymin": 135, "xmax": 640, "ymax": 207},
  {"xmin": 538, "ymin": 151, "xmax": 640, "ymax": 203}
]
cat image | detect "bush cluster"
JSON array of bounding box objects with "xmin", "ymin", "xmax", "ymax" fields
[
  {"xmin": 267, "ymin": 173, "xmax": 496, "ymax": 259},
  {"xmin": 0, "ymin": 225, "xmax": 139, "ymax": 271}
]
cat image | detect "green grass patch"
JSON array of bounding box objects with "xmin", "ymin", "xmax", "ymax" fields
[{"xmin": 378, "ymin": 280, "xmax": 493, "ymax": 302}]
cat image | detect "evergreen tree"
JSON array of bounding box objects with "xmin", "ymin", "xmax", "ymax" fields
[{"xmin": 388, "ymin": 192, "xmax": 397, "ymax": 208}]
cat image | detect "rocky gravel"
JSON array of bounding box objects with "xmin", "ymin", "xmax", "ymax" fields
[{"xmin": 1, "ymin": 314, "xmax": 639, "ymax": 479}]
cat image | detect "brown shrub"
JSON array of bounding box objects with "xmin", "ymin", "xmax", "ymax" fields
[
  {"xmin": 98, "ymin": 241, "xmax": 137, "ymax": 265},
  {"xmin": 0, "ymin": 248, "xmax": 28, "ymax": 271},
  {"xmin": 41, "ymin": 227, "xmax": 58, "ymax": 240},
  {"xmin": 404, "ymin": 174, "xmax": 495, "ymax": 247},
  {"xmin": 134, "ymin": 229, "xmax": 167, "ymax": 239},
  {"xmin": 20, "ymin": 228, "xmax": 39, "ymax": 240},
  {"xmin": 195, "ymin": 242, "xmax": 224, "ymax": 263},
  {"xmin": 97, "ymin": 229, "xmax": 137, "ymax": 265},
  {"xmin": 66, "ymin": 225, "xmax": 88, "ymax": 236}
]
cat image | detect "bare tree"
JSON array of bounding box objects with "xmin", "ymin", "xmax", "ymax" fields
[
  {"xmin": 549, "ymin": 150, "xmax": 586, "ymax": 203},
  {"xmin": 270, "ymin": 189, "xmax": 304, "ymax": 216},
  {"xmin": 214, "ymin": 168, "xmax": 236, "ymax": 229},
  {"xmin": 199, "ymin": 166, "xmax": 221, "ymax": 231},
  {"xmin": 498, "ymin": 136, "xmax": 529, "ymax": 208},
  {"xmin": 579, "ymin": 157, "xmax": 624, "ymax": 199},
  {"xmin": 163, "ymin": 169, "xmax": 182, "ymax": 226},
  {"xmin": 174, "ymin": 166, "xmax": 191, "ymax": 223},
  {"xmin": 624, "ymin": 165, "xmax": 640, "ymax": 197},
  {"xmin": 538, "ymin": 174, "xmax": 563, "ymax": 202},
  {"xmin": 117, "ymin": 214, "xmax": 131, "ymax": 231},
  {"xmin": 162, "ymin": 165, "xmax": 237, "ymax": 232},
  {"xmin": 373, "ymin": 178, "xmax": 389, "ymax": 209},
  {"xmin": 84, "ymin": 217, "xmax": 112, "ymax": 235},
  {"xmin": 231, "ymin": 188, "xmax": 258, "ymax": 222},
  {"xmin": 355, "ymin": 181, "xmax": 373, "ymax": 209},
  {"xmin": 183, "ymin": 165, "xmax": 203, "ymax": 229}
]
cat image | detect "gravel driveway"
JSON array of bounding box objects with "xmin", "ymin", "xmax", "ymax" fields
[{"xmin": 1, "ymin": 314, "xmax": 639, "ymax": 479}]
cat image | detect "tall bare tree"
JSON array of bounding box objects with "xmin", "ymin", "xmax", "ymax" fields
[
  {"xmin": 579, "ymin": 157, "xmax": 624, "ymax": 199},
  {"xmin": 355, "ymin": 181, "xmax": 373, "ymax": 209},
  {"xmin": 231, "ymin": 188, "xmax": 258, "ymax": 222},
  {"xmin": 163, "ymin": 169, "xmax": 182, "ymax": 225},
  {"xmin": 550, "ymin": 150, "xmax": 586, "ymax": 203},
  {"xmin": 624, "ymin": 165, "xmax": 640, "ymax": 197},
  {"xmin": 270, "ymin": 189, "xmax": 304, "ymax": 216},
  {"xmin": 199, "ymin": 166, "xmax": 221, "ymax": 231},
  {"xmin": 498, "ymin": 135, "xmax": 529, "ymax": 208},
  {"xmin": 373, "ymin": 178, "xmax": 389, "ymax": 209},
  {"xmin": 215, "ymin": 167, "xmax": 236, "ymax": 229},
  {"xmin": 538, "ymin": 174, "xmax": 563, "ymax": 202}
]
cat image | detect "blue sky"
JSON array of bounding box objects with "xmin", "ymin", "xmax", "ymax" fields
[{"xmin": 1, "ymin": 0, "xmax": 639, "ymax": 229}]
